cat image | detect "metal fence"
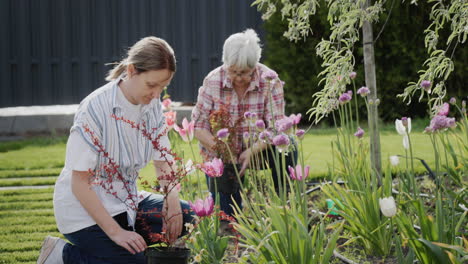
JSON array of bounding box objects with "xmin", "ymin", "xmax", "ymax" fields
[{"xmin": 0, "ymin": 0, "xmax": 264, "ymax": 108}]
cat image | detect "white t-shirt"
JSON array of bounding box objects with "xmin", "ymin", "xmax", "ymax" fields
[{"xmin": 54, "ymin": 83, "xmax": 170, "ymax": 234}]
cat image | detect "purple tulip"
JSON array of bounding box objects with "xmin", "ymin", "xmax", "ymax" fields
[
  {"xmin": 250, "ymin": 112, "xmax": 257, "ymax": 120},
  {"xmin": 259, "ymin": 130, "xmax": 272, "ymax": 142},
  {"xmin": 339, "ymin": 92, "xmax": 352, "ymax": 104},
  {"xmin": 242, "ymin": 132, "xmax": 250, "ymax": 140},
  {"xmin": 437, "ymin": 103, "xmax": 450, "ymax": 116},
  {"xmin": 217, "ymin": 128, "xmax": 229, "ymax": 140},
  {"xmin": 354, "ymin": 127, "xmax": 365, "ymax": 138},
  {"xmin": 428, "ymin": 115, "xmax": 457, "ymax": 132},
  {"xmin": 272, "ymin": 134, "xmax": 290, "ymax": 152},
  {"xmin": 349, "ymin": 72, "xmax": 357, "ymax": 80},
  {"xmin": 449, "ymin": 97, "xmax": 456, "ymax": 105},
  {"xmin": 244, "ymin": 112, "xmax": 251, "ymax": 119},
  {"xmin": 255, "ymin": 120, "xmax": 265, "ymax": 131},
  {"xmin": 421, "ymin": 80, "xmax": 431, "ymax": 91},
  {"xmin": 276, "ymin": 117, "xmax": 294, "ymax": 133},
  {"xmin": 296, "ymin": 129, "xmax": 305, "ymax": 139},
  {"xmin": 357, "ymin": 86, "xmax": 370, "ymax": 96}
]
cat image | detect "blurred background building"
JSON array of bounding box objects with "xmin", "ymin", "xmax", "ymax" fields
[{"xmin": 0, "ymin": 0, "xmax": 264, "ymax": 108}]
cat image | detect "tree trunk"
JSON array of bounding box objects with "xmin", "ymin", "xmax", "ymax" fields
[{"xmin": 362, "ymin": 0, "xmax": 382, "ymax": 184}]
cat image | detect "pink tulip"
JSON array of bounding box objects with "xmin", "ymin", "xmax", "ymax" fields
[
  {"xmin": 189, "ymin": 196, "xmax": 214, "ymax": 217},
  {"xmin": 357, "ymin": 86, "xmax": 370, "ymax": 96},
  {"xmin": 289, "ymin": 113, "xmax": 302, "ymax": 125},
  {"xmin": 288, "ymin": 164, "xmax": 310, "ymax": 181},
  {"xmin": 201, "ymin": 158, "xmax": 224, "ymax": 178},
  {"xmin": 162, "ymin": 98, "xmax": 172, "ymax": 109},
  {"xmin": 437, "ymin": 103, "xmax": 450, "ymax": 116},
  {"xmin": 164, "ymin": 111, "xmax": 177, "ymax": 130},
  {"xmin": 354, "ymin": 127, "xmax": 365, "ymax": 138},
  {"xmin": 174, "ymin": 118, "xmax": 195, "ymax": 142}
]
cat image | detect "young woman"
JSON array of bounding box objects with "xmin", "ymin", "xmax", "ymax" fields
[{"xmin": 37, "ymin": 36, "xmax": 193, "ymax": 264}]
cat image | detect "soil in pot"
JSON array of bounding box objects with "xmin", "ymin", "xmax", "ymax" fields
[{"xmin": 145, "ymin": 247, "xmax": 191, "ymax": 264}]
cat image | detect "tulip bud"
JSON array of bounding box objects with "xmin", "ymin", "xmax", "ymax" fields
[
  {"xmin": 401, "ymin": 117, "xmax": 408, "ymax": 127},
  {"xmin": 255, "ymin": 120, "xmax": 265, "ymax": 131},
  {"xmin": 379, "ymin": 196, "xmax": 397, "ymax": 217},
  {"xmin": 389, "ymin": 156, "xmax": 399, "ymax": 166},
  {"xmin": 420, "ymin": 80, "xmax": 431, "ymax": 92},
  {"xmin": 217, "ymin": 128, "xmax": 229, "ymax": 141}
]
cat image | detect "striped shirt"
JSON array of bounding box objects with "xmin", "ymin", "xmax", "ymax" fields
[
  {"xmin": 54, "ymin": 76, "xmax": 170, "ymax": 234},
  {"xmin": 191, "ymin": 63, "xmax": 285, "ymax": 161}
]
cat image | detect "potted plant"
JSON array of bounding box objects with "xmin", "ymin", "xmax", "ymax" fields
[{"xmin": 85, "ymin": 113, "xmax": 196, "ymax": 264}]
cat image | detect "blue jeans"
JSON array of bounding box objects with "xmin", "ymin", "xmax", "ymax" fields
[
  {"xmin": 62, "ymin": 194, "xmax": 194, "ymax": 264},
  {"xmin": 208, "ymin": 145, "xmax": 298, "ymax": 217}
]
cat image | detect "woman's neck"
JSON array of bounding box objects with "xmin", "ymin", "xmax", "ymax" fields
[
  {"xmin": 233, "ymin": 84, "xmax": 248, "ymax": 101},
  {"xmin": 118, "ymin": 79, "xmax": 138, "ymax": 105}
]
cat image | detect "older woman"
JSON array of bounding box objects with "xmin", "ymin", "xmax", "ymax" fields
[{"xmin": 191, "ymin": 29, "xmax": 297, "ymax": 217}]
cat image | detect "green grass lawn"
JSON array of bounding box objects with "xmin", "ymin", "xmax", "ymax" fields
[{"xmin": 0, "ymin": 125, "xmax": 462, "ymax": 263}]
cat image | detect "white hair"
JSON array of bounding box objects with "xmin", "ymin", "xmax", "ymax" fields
[{"xmin": 222, "ymin": 29, "xmax": 262, "ymax": 69}]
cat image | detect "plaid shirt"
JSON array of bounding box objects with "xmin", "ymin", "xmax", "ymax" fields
[{"xmin": 191, "ymin": 63, "xmax": 285, "ymax": 161}]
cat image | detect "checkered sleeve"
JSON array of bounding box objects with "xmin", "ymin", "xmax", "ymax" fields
[
  {"xmin": 264, "ymin": 77, "xmax": 285, "ymax": 129},
  {"xmin": 191, "ymin": 78, "xmax": 214, "ymax": 130}
]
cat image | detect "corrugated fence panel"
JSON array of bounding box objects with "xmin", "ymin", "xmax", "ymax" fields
[{"xmin": 1, "ymin": 0, "xmax": 264, "ymax": 107}]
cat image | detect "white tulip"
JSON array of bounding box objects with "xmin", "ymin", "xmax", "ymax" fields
[
  {"xmin": 395, "ymin": 118, "xmax": 412, "ymax": 149},
  {"xmin": 389, "ymin": 156, "xmax": 400, "ymax": 166},
  {"xmin": 379, "ymin": 196, "xmax": 397, "ymax": 218},
  {"xmin": 185, "ymin": 159, "xmax": 195, "ymax": 175}
]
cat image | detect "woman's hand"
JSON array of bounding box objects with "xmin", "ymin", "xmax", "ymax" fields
[
  {"xmin": 109, "ymin": 228, "xmax": 147, "ymax": 255},
  {"xmin": 162, "ymin": 192, "xmax": 183, "ymax": 243},
  {"xmin": 71, "ymin": 170, "xmax": 147, "ymax": 254},
  {"xmin": 238, "ymin": 148, "xmax": 252, "ymax": 176}
]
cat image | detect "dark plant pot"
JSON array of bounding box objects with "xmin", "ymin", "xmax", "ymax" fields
[
  {"xmin": 209, "ymin": 163, "xmax": 242, "ymax": 195},
  {"xmin": 145, "ymin": 247, "xmax": 190, "ymax": 264}
]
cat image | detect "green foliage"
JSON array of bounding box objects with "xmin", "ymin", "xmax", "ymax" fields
[
  {"xmin": 0, "ymin": 176, "xmax": 57, "ymax": 187},
  {"xmin": 400, "ymin": 0, "xmax": 467, "ymax": 113},
  {"xmin": 260, "ymin": 0, "xmax": 466, "ymax": 122},
  {"xmin": 0, "ymin": 188, "xmax": 61, "ymax": 264},
  {"xmin": 0, "ymin": 168, "xmax": 62, "ymax": 179},
  {"xmin": 0, "ymin": 136, "xmax": 67, "ymax": 153},
  {"xmin": 185, "ymin": 214, "xmax": 231, "ymax": 264},
  {"xmin": 234, "ymin": 171, "xmax": 342, "ymax": 264}
]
